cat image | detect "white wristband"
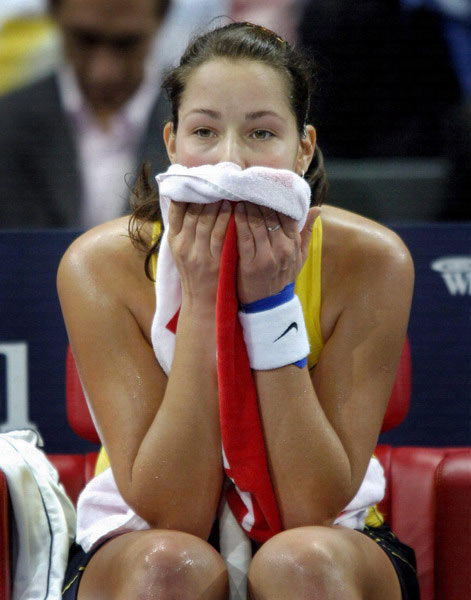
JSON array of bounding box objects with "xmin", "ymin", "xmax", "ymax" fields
[{"xmin": 238, "ymin": 295, "xmax": 310, "ymax": 370}]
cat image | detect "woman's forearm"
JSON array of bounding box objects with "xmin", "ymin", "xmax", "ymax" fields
[
  {"xmin": 126, "ymin": 301, "xmax": 223, "ymax": 538},
  {"xmin": 254, "ymin": 366, "xmax": 352, "ymax": 529}
]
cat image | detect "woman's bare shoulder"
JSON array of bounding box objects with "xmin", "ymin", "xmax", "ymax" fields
[
  {"xmin": 319, "ymin": 205, "xmax": 414, "ymax": 337},
  {"xmin": 321, "ymin": 204, "xmax": 413, "ymax": 271},
  {"xmin": 59, "ymin": 216, "xmax": 151, "ymax": 282},
  {"xmin": 57, "ymin": 216, "xmax": 154, "ymax": 316}
]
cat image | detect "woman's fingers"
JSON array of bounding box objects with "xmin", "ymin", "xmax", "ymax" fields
[
  {"xmin": 277, "ymin": 211, "xmax": 298, "ymax": 239},
  {"xmin": 168, "ymin": 201, "xmax": 205, "ymax": 247},
  {"xmin": 191, "ymin": 201, "xmax": 232, "ymax": 257},
  {"xmin": 209, "ymin": 200, "xmax": 232, "ymax": 257},
  {"xmin": 181, "ymin": 202, "xmax": 205, "ymax": 238},
  {"xmin": 249, "ymin": 204, "xmax": 297, "ymax": 245},
  {"xmin": 169, "ymin": 200, "xmax": 233, "ymax": 261},
  {"xmin": 246, "ymin": 203, "xmax": 271, "ymax": 240},
  {"xmin": 260, "ymin": 206, "xmax": 282, "ymax": 239},
  {"xmin": 234, "ymin": 202, "xmax": 317, "ymax": 302},
  {"xmin": 236, "ymin": 202, "xmax": 302, "ymax": 261},
  {"xmin": 168, "ymin": 201, "xmax": 232, "ymax": 306},
  {"xmin": 193, "ymin": 201, "xmax": 220, "ymax": 240},
  {"xmin": 234, "ymin": 202, "xmax": 256, "ymax": 261},
  {"xmin": 169, "ymin": 201, "xmax": 220, "ymax": 239},
  {"xmin": 167, "ymin": 201, "xmax": 188, "ymax": 237},
  {"xmin": 169, "ymin": 201, "xmax": 318, "ymax": 270}
]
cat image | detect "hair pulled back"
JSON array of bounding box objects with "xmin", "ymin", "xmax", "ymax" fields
[{"xmin": 130, "ymin": 22, "xmax": 328, "ymax": 275}]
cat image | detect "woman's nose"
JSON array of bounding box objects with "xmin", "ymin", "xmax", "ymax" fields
[{"xmin": 219, "ymin": 134, "xmax": 245, "ymax": 168}]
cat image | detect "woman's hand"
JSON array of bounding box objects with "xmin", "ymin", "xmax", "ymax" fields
[
  {"xmin": 167, "ymin": 199, "xmax": 232, "ymax": 308},
  {"xmin": 235, "ymin": 202, "xmax": 320, "ymax": 304}
]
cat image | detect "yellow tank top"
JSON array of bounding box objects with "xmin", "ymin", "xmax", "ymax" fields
[{"xmin": 295, "ymin": 217, "xmax": 324, "ymax": 369}]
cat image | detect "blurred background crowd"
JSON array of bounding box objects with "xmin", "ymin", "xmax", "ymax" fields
[{"xmin": 0, "ymin": 0, "xmax": 469, "ymax": 229}]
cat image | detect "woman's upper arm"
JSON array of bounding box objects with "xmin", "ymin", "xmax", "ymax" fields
[
  {"xmin": 312, "ymin": 231, "xmax": 414, "ymax": 495},
  {"xmin": 57, "ymin": 227, "xmax": 167, "ymax": 496}
]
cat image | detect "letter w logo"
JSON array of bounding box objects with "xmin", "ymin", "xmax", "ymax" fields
[
  {"xmin": 431, "ymin": 256, "xmax": 471, "ymax": 296},
  {"xmin": 441, "ymin": 272, "xmax": 471, "ymax": 296}
]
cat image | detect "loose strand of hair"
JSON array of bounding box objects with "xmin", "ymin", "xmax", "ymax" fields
[
  {"xmin": 307, "ymin": 145, "xmax": 328, "ymax": 206},
  {"xmin": 128, "ymin": 161, "xmax": 163, "ymax": 281}
]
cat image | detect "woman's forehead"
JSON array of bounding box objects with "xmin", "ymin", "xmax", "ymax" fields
[{"xmin": 180, "ymin": 58, "xmax": 292, "ymax": 114}]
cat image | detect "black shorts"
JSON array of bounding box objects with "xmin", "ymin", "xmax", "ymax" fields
[
  {"xmin": 62, "ymin": 541, "xmax": 103, "ymax": 598},
  {"xmin": 359, "ymin": 524, "xmax": 420, "ymax": 600},
  {"xmin": 62, "ymin": 523, "xmax": 420, "ymax": 599},
  {"xmin": 61, "ymin": 542, "xmax": 91, "ymax": 598}
]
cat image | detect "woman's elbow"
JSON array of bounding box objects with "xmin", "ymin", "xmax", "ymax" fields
[
  {"xmin": 280, "ymin": 486, "xmax": 352, "ymax": 530},
  {"xmin": 124, "ymin": 486, "xmax": 217, "ymax": 541},
  {"xmin": 145, "ymin": 514, "xmax": 215, "ymax": 541},
  {"xmin": 281, "ymin": 505, "xmax": 341, "ymax": 530}
]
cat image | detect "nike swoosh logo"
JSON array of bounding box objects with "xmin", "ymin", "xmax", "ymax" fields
[{"xmin": 273, "ymin": 322, "xmax": 298, "ymax": 342}]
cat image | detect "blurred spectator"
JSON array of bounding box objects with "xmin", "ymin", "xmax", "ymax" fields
[
  {"xmin": 442, "ymin": 101, "xmax": 471, "ymax": 220},
  {"xmin": 297, "ymin": 0, "xmax": 461, "ymax": 159},
  {"xmin": 1, "ymin": 0, "xmax": 309, "ymax": 229},
  {"xmin": 405, "ymin": 1, "xmax": 471, "ymax": 220},
  {"xmin": 231, "ymin": 0, "xmax": 302, "ymax": 43},
  {"xmin": 0, "ymin": 0, "xmax": 171, "ymax": 229},
  {"xmin": 152, "ymin": 0, "xmax": 229, "ymax": 70},
  {"xmin": 0, "ymin": 1, "xmax": 58, "ymax": 95},
  {"xmin": 151, "ymin": 0, "xmax": 304, "ymax": 67},
  {"xmin": 401, "ymin": 1, "xmax": 470, "ymax": 99}
]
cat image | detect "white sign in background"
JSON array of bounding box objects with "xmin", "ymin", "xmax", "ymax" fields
[
  {"xmin": 431, "ymin": 256, "xmax": 471, "ymax": 296},
  {"xmin": 0, "ymin": 342, "xmax": 37, "ymax": 433}
]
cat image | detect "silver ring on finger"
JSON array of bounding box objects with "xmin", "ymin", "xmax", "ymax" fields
[{"xmin": 267, "ymin": 224, "xmax": 281, "ymax": 232}]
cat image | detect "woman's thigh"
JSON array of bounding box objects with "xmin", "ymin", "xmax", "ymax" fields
[
  {"xmin": 248, "ymin": 525, "xmax": 408, "ymax": 600},
  {"xmin": 74, "ymin": 529, "xmax": 228, "ymax": 600}
]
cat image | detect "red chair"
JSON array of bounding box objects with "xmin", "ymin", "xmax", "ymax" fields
[{"xmin": 2, "ymin": 339, "xmax": 471, "ymax": 600}]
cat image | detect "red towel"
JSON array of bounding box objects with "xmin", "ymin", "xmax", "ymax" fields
[{"xmin": 216, "ymin": 213, "xmax": 282, "ymax": 543}]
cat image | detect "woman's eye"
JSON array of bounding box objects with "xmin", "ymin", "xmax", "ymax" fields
[
  {"xmin": 194, "ymin": 128, "xmax": 214, "ymax": 138},
  {"xmin": 251, "ymin": 129, "xmax": 274, "ymax": 140}
]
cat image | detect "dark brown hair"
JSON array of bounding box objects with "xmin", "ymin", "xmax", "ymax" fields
[{"xmin": 130, "ymin": 22, "xmax": 328, "ymax": 277}]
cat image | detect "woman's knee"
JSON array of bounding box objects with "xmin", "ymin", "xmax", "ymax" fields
[
  {"xmin": 127, "ymin": 530, "xmax": 227, "ymax": 596},
  {"xmin": 82, "ymin": 529, "xmax": 228, "ymax": 600},
  {"xmin": 248, "ymin": 527, "xmax": 360, "ymax": 599}
]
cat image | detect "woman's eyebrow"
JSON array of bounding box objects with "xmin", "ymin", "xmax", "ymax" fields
[
  {"xmin": 185, "ymin": 109, "xmax": 221, "ymax": 119},
  {"xmin": 184, "ymin": 109, "xmax": 286, "ymax": 121},
  {"xmin": 245, "ymin": 110, "xmax": 286, "ymax": 122}
]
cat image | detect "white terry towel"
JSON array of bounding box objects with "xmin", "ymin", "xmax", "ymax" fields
[
  {"xmin": 0, "ymin": 429, "xmax": 76, "ymax": 600},
  {"xmin": 152, "ymin": 161, "xmax": 311, "ymax": 375}
]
